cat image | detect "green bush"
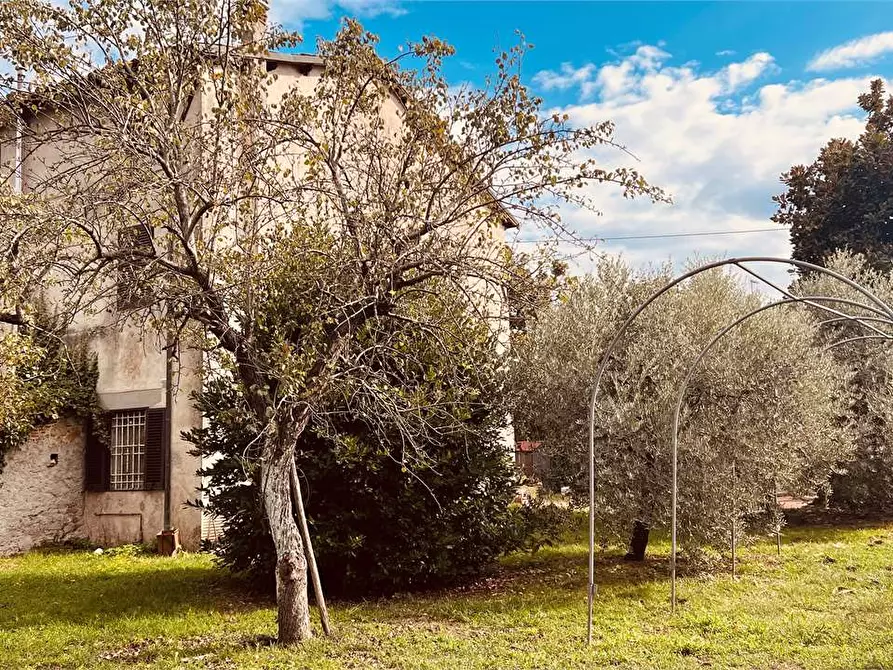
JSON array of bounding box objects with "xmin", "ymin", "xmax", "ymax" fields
[
  {"xmin": 507, "ymin": 497, "xmax": 574, "ymax": 553},
  {"xmin": 188, "ymin": 376, "xmax": 566, "ymax": 597},
  {"xmin": 0, "ymin": 306, "xmax": 99, "ymax": 475}
]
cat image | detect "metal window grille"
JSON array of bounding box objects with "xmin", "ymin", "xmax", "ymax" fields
[{"xmin": 110, "ymin": 410, "xmax": 147, "ymax": 491}]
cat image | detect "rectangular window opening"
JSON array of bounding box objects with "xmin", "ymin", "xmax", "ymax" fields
[
  {"xmin": 109, "ymin": 410, "xmax": 147, "ymax": 491},
  {"xmin": 117, "ymin": 223, "xmax": 155, "ymax": 310}
]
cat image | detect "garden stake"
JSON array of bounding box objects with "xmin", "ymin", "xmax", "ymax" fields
[
  {"xmin": 290, "ymin": 461, "xmax": 332, "ymax": 637},
  {"xmin": 731, "ymin": 461, "xmax": 737, "ymax": 580}
]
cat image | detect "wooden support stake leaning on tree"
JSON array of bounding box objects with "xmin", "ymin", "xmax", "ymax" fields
[{"xmin": 290, "ymin": 460, "xmax": 332, "ymax": 637}]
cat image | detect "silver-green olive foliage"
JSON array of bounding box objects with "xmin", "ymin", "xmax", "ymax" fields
[
  {"xmin": 511, "ymin": 257, "xmax": 851, "ymax": 549},
  {"xmin": 794, "ymin": 251, "xmax": 893, "ymax": 513}
]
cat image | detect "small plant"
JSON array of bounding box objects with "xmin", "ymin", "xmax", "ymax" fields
[{"xmin": 101, "ymin": 544, "xmax": 156, "ymax": 558}]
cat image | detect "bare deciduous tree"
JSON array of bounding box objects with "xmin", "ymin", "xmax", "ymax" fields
[{"xmin": 0, "ymin": 1, "xmax": 662, "ymax": 643}]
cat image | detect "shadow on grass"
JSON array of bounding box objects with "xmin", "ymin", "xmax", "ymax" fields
[
  {"xmin": 6, "ymin": 521, "xmax": 887, "ymax": 637},
  {"xmin": 0, "ymin": 553, "xmax": 269, "ymax": 631},
  {"xmin": 350, "ymin": 549, "xmax": 676, "ymax": 627}
]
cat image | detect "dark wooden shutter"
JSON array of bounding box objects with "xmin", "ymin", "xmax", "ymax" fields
[
  {"xmin": 117, "ymin": 224, "xmax": 155, "ymax": 310},
  {"xmin": 84, "ymin": 414, "xmax": 111, "ymax": 492},
  {"xmin": 128, "ymin": 223, "xmax": 153, "ymax": 249},
  {"xmin": 144, "ymin": 408, "xmax": 167, "ymax": 490}
]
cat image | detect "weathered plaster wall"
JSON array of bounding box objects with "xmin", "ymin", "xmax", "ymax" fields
[
  {"xmin": 92, "ymin": 323, "xmax": 167, "ymax": 397},
  {"xmin": 0, "ymin": 93, "xmax": 206, "ymax": 554},
  {"xmin": 83, "ymin": 491, "xmax": 163, "ymax": 546},
  {"xmin": 0, "ymin": 419, "xmax": 86, "ymax": 556},
  {"xmin": 84, "ymin": 345, "xmax": 204, "ymax": 551},
  {"xmin": 170, "ymin": 347, "xmax": 203, "ymax": 550}
]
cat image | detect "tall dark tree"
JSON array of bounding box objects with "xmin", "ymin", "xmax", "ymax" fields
[{"xmin": 773, "ymin": 79, "xmax": 893, "ymax": 270}]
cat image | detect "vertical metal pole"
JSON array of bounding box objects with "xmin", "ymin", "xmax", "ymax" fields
[
  {"xmin": 587, "ymin": 389, "xmax": 596, "ymax": 644},
  {"xmin": 774, "ymin": 478, "xmax": 782, "ymax": 556},
  {"xmin": 731, "ymin": 524, "xmax": 736, "ymax": 578},
  {"xmin": 671, "ymin": 435, "xmax": 677, "ymax": 613},
  {"xmin": 731, "ymin": 460, "xmax": 736, "ymax": 579}
]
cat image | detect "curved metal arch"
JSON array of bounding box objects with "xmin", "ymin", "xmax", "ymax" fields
[
  {"xmin": 824, "ymin": 334, "xmax": 893, "ymax": 351},
  {"xmin": 586, "ymin": 256, "xmax": 893, "ymax": 644},
  {"xmin": 818, "ymin": 314, "xmax": 893, "ymax": 328},
  {"xmin": 730, "ymin": 262, "xmax": 893, "ymax": 339},
  {"xmin": 668, "ymin": 296, "xmax": 893, "ymax": 611}
]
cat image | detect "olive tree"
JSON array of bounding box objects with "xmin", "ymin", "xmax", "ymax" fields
[
  {"xmin": 0, "ymin": 1, "xmax": 663, "ymax": 643},
  {"xmin": 511, "ymin": 257, "xmax": 850, "ymax": 558},
  {"xmin": 794, "ymin": 251, "xmax": 893, "ymax": 513}
]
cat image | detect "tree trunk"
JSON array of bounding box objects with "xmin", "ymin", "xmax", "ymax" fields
[
  {"xmin": 262, "ymin": 433, "xmax": 312, "ymax": 644},
  {"xmin": 624, "ymin": 520, "xmax": 650, "ymax": 561}
]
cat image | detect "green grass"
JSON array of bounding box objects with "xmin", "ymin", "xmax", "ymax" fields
[{"xmin": 2, "ymin": 522, "xmax": 893, "ymax": 669}]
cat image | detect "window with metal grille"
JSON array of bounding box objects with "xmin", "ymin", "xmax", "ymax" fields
[
  {"xmin": 109, "ymin": 410, "xmax": 147, "ymax": 491},
  {"xmin": 85, "ymin": 408, "xmax": 165, "ymax": 492}
]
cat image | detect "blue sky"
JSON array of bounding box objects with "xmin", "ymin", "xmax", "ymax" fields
[
  {"xmin": 272, "ymin": 1, "xmax": 893, "ymax": 284},
  {"xmin": 285, "ymin": 3, "xmax": 893, "ymax": 89}
]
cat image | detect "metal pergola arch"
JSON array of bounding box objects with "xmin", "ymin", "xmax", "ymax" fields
[
  {"xmin": 585, "ymin": 257, "xmax": 893, "ymax": 644},
  {"xmin": 668, "ymin": 295, "xmax": 893, "ymax": 610}
]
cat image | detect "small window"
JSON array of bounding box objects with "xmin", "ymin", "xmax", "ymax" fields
[
  {"xmin": 117, "ymin": 223, "xmax": 155, "ymax": 310},
  {"xmin": 85, "ymin": 407, "xmax": 166, "ymax": 492},
  {"xmin": 109, "ymin": 410, "xmax": 147, "ymax": 491}
]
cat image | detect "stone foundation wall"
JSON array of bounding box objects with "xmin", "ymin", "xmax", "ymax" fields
[{"xmin": 0, "ymin": 419, "xmax": 86, "ymax": 555}]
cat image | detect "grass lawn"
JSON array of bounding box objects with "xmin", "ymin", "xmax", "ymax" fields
[{"xmin": 2, "ymin": 522, "xmax": 893, "ymax": 669}]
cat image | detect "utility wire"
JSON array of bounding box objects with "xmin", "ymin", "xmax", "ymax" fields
[{"xmin": 511, "ymin": 227, "xmax": 786, "ymax": 244}]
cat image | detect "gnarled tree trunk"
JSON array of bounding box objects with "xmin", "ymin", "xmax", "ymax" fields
[
  {"xmin": 624, "ymin": 520, "xmax": 650, "ymax": 561},
  {"xmin": 261, "ymin": 422, "xmax": 312, "ymax": 644}
]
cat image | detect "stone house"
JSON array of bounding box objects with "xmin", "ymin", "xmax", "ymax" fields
[{"xmin": 0, "ymin": 52, "xmax": 514, "ymax": 556}]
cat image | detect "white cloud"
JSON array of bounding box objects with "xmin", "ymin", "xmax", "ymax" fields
[
  {"xmin": 808, "ymin": 31, "xmax": 893, "ymax": 71},
  {"xmin": 534, "ymin": 46, "xmax": 670, "ymax": 102},
  {"xmin": 527, "ymin": 47, "xmax": 880, "ymax": 289},
  {"xmin": 533, "ymin": 63, "xmax": 598, "ymax": 95},
  {"xmin": 724, "ymin": 52, "xmax": 776, "ymax": 91},
  {"xmin": 270, "ymin": 0, "xmax": 404, "ymax": 30}
]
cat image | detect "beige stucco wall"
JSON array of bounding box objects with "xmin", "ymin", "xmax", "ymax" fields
[
  {"xmin": 169, "ymin": 346, "xmax": 203, "ymax": 549},
  {"xmin": 83, "ymin": 491, "xmax": 162, "ymax": 546},
  {"xmin": 82, "ymin": 344, "xmax": 203, "ymax": 551},
  {"xmin": 0, "ymin": 419, "xmax": 86, "ymax": 556},
  {"xmin": 1, "ymin": 105, "xmax": 204, "ymax": 553}
]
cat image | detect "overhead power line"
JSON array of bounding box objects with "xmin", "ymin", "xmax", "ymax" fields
[{"xmin": 512, "ymin": 227, "xmax": 786, "ymax": 244}]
